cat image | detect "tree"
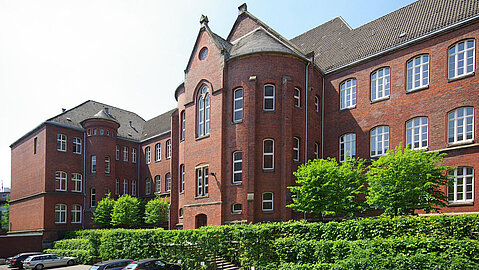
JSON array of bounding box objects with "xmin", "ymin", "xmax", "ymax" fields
[
  {"xmin": 144, "ymin": 195, "xmax": 169, "ymax": 226},
  {"xmin": 1, "ymin": 195, "xmax": 9, "ymax": 230},
  {"xmin": 366, "ymin": 144, "xmax": 453, "ymax": 216},
  {"xmin": 111, "ymin": 195, "xmax": 143, "ymax": 228},
  {"xmin": 288, "ymin": 157, "xmax": 367, "ymax": 218},
  {"xmin": 92, "ymin": 194, "xmax": 115, "ymax": 228}
]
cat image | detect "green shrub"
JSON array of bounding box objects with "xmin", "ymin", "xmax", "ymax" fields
[{"xmin": 53, "ymin": 239, "xmax": 92, "ymax": 250}]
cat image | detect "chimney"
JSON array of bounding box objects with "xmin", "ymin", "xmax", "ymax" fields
[
  {"xmin": 129, "ymin": 120, "xmax": 133, "ymax": 127},
  {"xmin": 238, "ymin": 3, "xmax": 247, "ymax": 14},
  {"xmin": 105, "ymin": 108, "xmax": 109, "ymax": 114},
  {"xmin": 62, "ymin": 108, "xmax": 66, "ymax": 113}
]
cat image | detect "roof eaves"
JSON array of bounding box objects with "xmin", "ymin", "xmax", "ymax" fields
[{"xmin": 140, "ymin": 130, "xmax": 171, "ymax": 143}]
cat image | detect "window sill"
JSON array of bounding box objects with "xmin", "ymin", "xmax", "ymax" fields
[
  {"xmin": 196, "ymin": 134, "xmax": 210, "ymax": 141},
  {"xmin": 195, "ymin": 195, "xmax": 209, "ymax": 199},
  {"xmin": 73, "ymin": 152, "xmax": 81, "ymax": 155},
  {"xmin": 233, "ymin": 120, "xmax": 243, "ymax": 124},
  {"xmin": 179, "ymin": 191, "xmax": 184, "ymax": 195},
  {"xmin": 263, "ymin": 109, "xmax": 276, "ymax": 112},
  {"xmin": 448, "ymin": 140, "xmax": 474, "ymax": 148},
  {"xmin": 155, "ymin": 160, "xmax": 161, "ymax": 163},
  {"xmin": 55, "ymin": 189, "xmax": 66, "ymax": 192},
  {"xmin": 57, "ymin": 149, "xmax": 67, "ymax": 153},
  {"xmin": 448, "ymin": 201, "xmax": 473, "ymax": 206},
  {"xmin": 262, "ymin": 210, "xmax": 274, "ymax": 213},
  {"xmin": 71, "ymin": 222, "xmax": 82, "ymax": 224},
  {"xmin": 55, "ymin": 222, "xmax": 67, "ymax": 225},
  {"xmin": 262, "ymin": 168, "xmax": 275, "ymax": 173},
  {"xmin": 370, "ymin": 96, "xmax": 390, "ymax": 104},
  {"xmin": 232, "ymin": 211, "xmax": 242, "ymax": 215},
  {"xmin": 232, "ymin": 182, "xmax": 242, "ymax": 186},
  {"xmin": 340, "ymin": 105, "xmax": 356, "ymax": 111},
  {"xmin": 406, "ymin": 85, "xmax": 429, "ymax": 94},
  {"xmin": 105, "ymin": 173, "xmax": 111, "ymax": 176},
  {"xmin": 448, "ymin": 72, "xmax": 474, "ymax": 83}
]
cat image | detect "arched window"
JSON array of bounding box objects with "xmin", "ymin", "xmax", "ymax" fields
[
  {"xmin": 166, "ymin": 173, "xmax": 171, "ymax": 192},
  {"xmin": 57, "ymin": 134, "xmax": 67, "ymax": 152},
  {"xmin": 448, "ymin": 107, "xmax": 474, "ymax": 144},
  {"xmin": 145, "ymin": 178, "xmax": 151, "ymax": 195},
  {"xmin": 90, "ymin": 188, "xmax": 96, "ymax": 207},
  {"xmin": 179, "ymin": 208, "xmax": 184, "ymax": 218},
  {"xmin": 232, "ymin": 203, "xmax": 242, "ymax": 213},
  {"xmin": 294, "ymin": 88, "xmax": 301, "ymax": 107},
  {"xmin": 131, "ymin": 180, "xmax": 137, "ymax": 196},
  {"xmin": 155, "ymin": 143, "xmax": 161, "ymax": 161},
  {"xmin": 180, "ymin": 165, "xmax": 185, "ymax": 193},
  {"xmin": 145, "ymin": 146, "xmax": 151, "ymax": 164},
  {"xmin": 370, "ymin": 126, "xmax": 389, "ymax": 157},
  {"xmin": 371, "ymin": 67, "xmax": 390, "ymax": 101},
  {"xmin": 340, "ymin": 78, "xmax": 356, "ymax": 110},
  {"xmin": 197, "ymin": 85, "xmax": 210, "ymax": 137},
  {"xmin": 71, "ymin": 204, "xmax": 82, "ymax": 224},
  {"xmin": 448, "ymin": 167, "xmax": 474, "ymax": 203},
  {"xmin": 104, "ymin": 156, "xmax": 110, "ymax": 174},
  {"xmin": 406, "ymin": 117, "xmax": 428, "ymax": 149},
  {"xmin": 340, "ymin": 133, "xmax": 356, "ymax": 162},
  {"xmin": 449, "ymin": 39, "xmax": 475, "ymax": 79},
  {"xmin": 263, "ymin": 139, "xmax": 274, "ymax": 170},
  {"xmin": 180, "ymin": 110, "xmax": 186, "ymax": 140},
  {"xmin": 293, "ymin": 137, "xmax": 300, "ymax": 161},
  {"xmin": 55, "ymin": 171, "xmax": 67, "ymax": 191},
  {"xmin": 155, "ymin": 175, "xmax": 161, "ymax": 193},
  {"xmin": 406, "ymin": 54, "xmax": 429, "ymax": 91},
  {"xmin": 55, "ymin": 204, "xmax": 67, "ymax": 224},
  {"xmin": 233, "ymin": 151, "xmax": 242, "ymax": 184},
  {"xmin": 233, "ymin": 88, "xmax": 243, "ymax": 122},
  {"xmin": 264, "ymin": 84, "xmax": 275, "ymax": 111}
]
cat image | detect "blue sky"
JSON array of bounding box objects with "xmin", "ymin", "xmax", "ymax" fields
[{"xmin": 0, "ymin": 0, "xmax": 416, "ymax": 188}]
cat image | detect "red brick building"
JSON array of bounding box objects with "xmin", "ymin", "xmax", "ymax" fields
[{"xmin": 9, "ymin": 0, "xmax": 479, "ymax": 240}]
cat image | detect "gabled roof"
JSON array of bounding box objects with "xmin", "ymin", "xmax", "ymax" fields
[
  {"xmin": 142, "ymin": 109, "xmax": 177, "ymax": 141},
  {"xmin": 290, "ymin": 0, "xmax": 479, "ymax": 73}
]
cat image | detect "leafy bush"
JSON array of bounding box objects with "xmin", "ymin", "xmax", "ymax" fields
[{"xmin": 53, "ymin": 239, "xmax": 92, "ymax": 250}]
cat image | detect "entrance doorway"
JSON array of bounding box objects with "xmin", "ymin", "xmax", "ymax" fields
[{"xmin": 195, "ymin": 214, "xmax": 207, "ymax": 228}]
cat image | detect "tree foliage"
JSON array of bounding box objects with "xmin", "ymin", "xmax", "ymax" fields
[
  {"xmin": 111, "ymin": 195, "xmax": 143, "ymax": 228},
  {"xmin": 288, "ymin": 158, "xmax": 367, "ymax": 217},
  {"xmin": 366, "ymin": 144, "xmax": 453, "ymax": 216},
  {"xmin": 144, "ymin": 195, "xmax": 169, "ymax": 226},
  {"xmin": 92, "ymin": 194, "xmax": 116, "ymax": 228},
  {"xmin": 1, "ymin": 194, "xmax": 9, "ymax": 230}
]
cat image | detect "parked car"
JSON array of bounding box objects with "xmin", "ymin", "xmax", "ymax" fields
[
  {"xmin": 23, "ymin": 254, "xmax": 75, "ymax": 270},
  {"xmin": 7, "ymin": 252, "xmax": 42, "ymax": 269},
  {"xmin": 89, "ymin": 260, "xmax": 134, "ymax": 270},
  {"xmin": 123, "ymin": 259, "xmax": 180, "ymax": 270}
]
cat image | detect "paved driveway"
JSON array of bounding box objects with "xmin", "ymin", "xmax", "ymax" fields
[{"xmin": 0, "ymin": 265, "xmax": 91, "ymax": 270}]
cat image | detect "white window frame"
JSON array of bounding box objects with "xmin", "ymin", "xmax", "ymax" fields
[
  {"xmin": 448, "ymin": 167, "xmax": 474, "ymax": 203},
  {"xmin": 370, "ymin": 126, "xmax": 389, "ymax": 157},
  {"xmin": 73, "ymin": 137, "xmax": 81, "ymax": 154},
  {"xmin": 233, "ymin": 151, "xmax": 242, "ymax": 184},
  {"xmin": 72, "ymin": 173, "xmax": 82, "ymax": 192},
  {"xmin": 57, "ymin": 134, "xmax": 67, "ymax": 152},
  {"xmin": 371, "ymin": 67, "xmax": 390, "ymax": 101},
  {"xmin": 166, "ymin": 140, "xmax": 171, "ymax": 159},
  {"xmin": 315, "ymin": 96, "xmax": 320, "ymax": 112},
  {"xmin": 145, "ymin": 178, "xmax": 151, "ymax": 195},
  {"xmin": 145, "ymin": 146, "xmax": 151, "ymax": 164},
  {"xmin": 91, "ymin": 155, "xmax": 96, "ymax": 173},
  {"xmin": 197, "ymin": 85, "xmax": 210, "ymax": 137},
  {"xmin": 263, "ymin": 84, "xmax": 275, "ymax": 111},
  {"xmin": 406, "ymin": 54, "xmax": 429, "ymax": 91},
  {"xmin": 180, "ymin": 165, "xmax": 185, "ymax": 193},
  {"xmin": 448, "ymin": 39, "xmax": 475, "ymax": 79},
  {"xmin": 293, "ymin": 137, "xmax": 300, "ymax": 161},
  {"xmin": 55, "ymin": 171, "xmax": 67, "ymax": 191},
  {"xmin": 115, "ymin": 179, "xmax": 120, "ymax": 195},
  {"xmin": 132, "ymin": 148, "xmax": 137, "ymax": 163},
  {"xmin": 123, "ymin": 179, "xmax": 128, "ymax": 195},
  {"xmin": 232, "ymin": 203, "xmax": 242, "ymax": 213},
  {"xmin": 263, "ymin": 139, "xmax": 274, "ymax": 170},
  {"xmin": 233, "ymin": 88, "xmax": 243, "ymax": 122},
  {"xmin": 340, "ymin": 133, "xmax": 356, "ymax": 162},
  {"xmin": 406, "ymin": 117, "xmax": 428, "ymax": 150},
  {"xmin": 196, "ymin": 166, "xmax": 209, "ymax": 197},
  {"xmin": 155, "ymin": 175, "xmax": 161, "ymax": 193},
  {"xmin": 123, "ymin": 147, "xmax": 128, "ymax": 162},
  {"xmin": 155, "ymin": 143, "xmax": 161, "ymax": 162},
  {"xmin": 105, "ymin": 156, "xmax": 110, "ymax": 174},
  {"xmin": 166, "ymin": 173, "xmax": 171, "ymax": 192},
  {"xmin": 181, "ymin": 111, "xmax": 186, "ymax": 140},
  {"xmin": 71, "ymin": 204, "xmax": 82, "ymax": 224},
  {"xmin": 55, "ymin": 204, "xmax": 67, "ymax": 224},
  {"xmin": 448, "ymin": 107, "xmax": 474, "ymax": 145},
  {"xmin": 131, "ymin": 180, "xmax": 137, "ymax": 196},
  {"xmin": 294, "ymin": 88, "xmax": 301, "ymax": 107},
  {"xmin": 116, "ymin": 145, "xmax": 120, "ymax": 160},
  {"xmin": 340, "ymin": 78, "xmax": 356, "ymax": 110},
  {"xmin": 262, "ymin": 192, "xmax": 273, "ymax": 212},
  {"xmin": 90, "ymin": 188, "xmax": 96, "ymax": 208}
]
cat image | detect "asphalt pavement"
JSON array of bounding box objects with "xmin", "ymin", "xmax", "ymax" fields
[{"xmin": 0, "ymin": 265, "xmax": 91, "ymax": 270}]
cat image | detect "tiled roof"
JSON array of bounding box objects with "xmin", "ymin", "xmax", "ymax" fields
[
  {"xmin": 142, "ymin": 109, "xmax": 177, "ymax": 141},
  {"xmin": 290, "ymin": 0, "xmax": 479, "ymax": 72}
]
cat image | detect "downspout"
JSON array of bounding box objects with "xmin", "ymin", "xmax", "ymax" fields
[
  {"xmin": 304, "ymin": 60, "xmax": 310, "ymax": 162},
  {"xmin": 82, "ymin": 132, "xmax": 86, "ymax": 229},
  {"xmin": 321, "ymin": 75, "xmax": 325, "ymax": 158}
]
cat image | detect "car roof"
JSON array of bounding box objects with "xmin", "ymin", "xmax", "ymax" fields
[
  {"xmin": 95, "ymin": 259, "xmax": 133, "ymax": 265},
  {"xmin": 18, "ymin": 252, "xmax": 42, "ymax": 256},
  {"xmin": 134, "ymin": 259, "xmax": 161, "ymax": 263}
]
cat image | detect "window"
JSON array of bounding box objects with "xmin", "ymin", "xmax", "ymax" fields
[
  {"xmin": 105, "ymin": 156, "xmax": 110, "ymax": 174},
  {"xmin": 232, "ymin": 203, "xmax": 242, "ymax": 213},
  {"xmin": 100, "ymin": 129, "xmax": 104, "ymax": 135},
  {"xmin": 196, "ymin": 166, "xmax": 209, "ymax": 196},
  {"xmin": 314, "ymin": 142, "xmax": 319, "ymax": 159},
  {"xmin": 166, "ymin": 173, "xmax": 171, "ymax": 192},
  {"xmin": 233, "ymin": 88, "xmax": 243, "ymax": 122},
  {"xmin": 293, "ymin": 137, "xmax": 300, "ymax": 161},
  {"xmin": 180, "ymin": 111, "xmax": 186, "ymax": 140},
  {"xmin": 55, "ymin": 204, "xmax": 67, "ymax": 224},
  {"xmin": 448, "ymin": 107, "xmax": 474, "ymax": 144},
  {"xmin": 123, "ymin": 179, "xmax": 128, "ymax": 195},
  {"xmin": 340, "ymin": 133, "xmax": 356, "ymax": 162},
  {"xmin": 155, "ymin": 143, "xmax": 161, "ymax": 161},
  {"xmin": 90, "ymin": 188, "xmax": 96, "ymax": 207},
  {"xmin": 55, "ymin": 171, "xmax": 67, "ymax": 191},
  {"xmin": 370, "ymin": 126, "xmax": 389, "ymax": 157},
  {"xmin": 166, "ymin": 140, "xmax": 171, "ymax": 159},
  {"xmin": 155, "ymin": 175, "xmax": 161, "ymax": 193},
  {"xmin": 407, "ymin": 54, "xmax": 429, "ymax": 91},
  {"xmin": 145, "ymin": 147, "xmax": 151, "ymax": 164},
  {"xmin": 57, "ymin": 134, "xmax": 66, "ymax": 152},
  {"xmin": 145, "ymin": 178, "xmax": 151, "ymax": 195},
  {"xmin": 264, "ymin": 84, "xmax": 275, "ymax": 111},
  {"xmin": 448, "ymin": 167, "xmax": 474, "ymax": 203},
  {"xmin": 132, "ymin": 148, "xmax": 137, "ymax": 163},
  {"xmin": 115, "ymin": 179, "xmax": 120, "ymax": 195},
  {"xmin": 93, "ymin": 129, "xmax": 97, "ymax": 135},
  {"xmin": 371, "ymin": 67, "xmax": 390, "ymax": 101},
  {"xmin": 449, "ymin": 39, "xmax": 475, "ymax": 79},
  {"xmin": 72, "ymin": 173, "xmax": 82, "ymax": 192},
  {"xmin": 34, "ymin": 137, "xmax": 37, "ymax": 154},
  {"xmin": 116, "ymin": 145, "xmax": 120, "ymax": 160},
  {"xmin": 71, "ymin": 204, "xmax": 82, "ymax": 224},
  {"xmin": 123, "ymin": 147, "xmax": 128, "ymax": 162},
  {"xmin": 180, "ymin": 165, "xmax": 185, "ymax": 193},
  {"xmin": 131, "ymin": 180, "xmax": 137, "ymax": 196},
  {"xmin": 105, "ymin": 188, "xmax": 110, "ymax": 197},
  {"xmin": 263, "ymin": 139, "xmax": 274, "ymax": 170},
  {"xmin": 294, "ymin": 88, "xmax": 301, "ymax": 107},
  {"xmin": 340, "ymin": 79, "xmax": 356, "ymax": 110},
  {"xmin": 406, "ymin": 117, "xmax": 428, "ymax": 149},
  {"xmin": 262, "ymin": 192, "xmax": 273, "ymax": 212},
  {"xmin": 315, "ymin": 96, "xmax": 320, "ymax": 112},
  {"xmin": 179, "ymin": 208, "xmax": 183, "ymax": 218},
  {"xmin": 73, "ymin": 138, "xmax": 81, "ymax": 154},
  {"xmin": 197, "ymin": 85, "xmax": 210, "ymax": 137},
  {"xmin": 233, "ymin": 151, "xmax": 242, "ymax": 184},
  {"xmin": 91, "ymin": 155, "xmax": 96, "ymax": 173}
]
